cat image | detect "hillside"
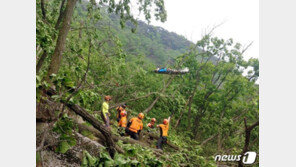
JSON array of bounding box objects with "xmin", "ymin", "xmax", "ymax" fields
[{"xmin": 80, "ymin": 4, "xmax": 194, "ymax": 65}]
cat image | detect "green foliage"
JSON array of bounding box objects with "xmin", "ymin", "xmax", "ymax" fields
[
  {"xmin": 36, "ymin": 151, "xmax": 41, "ymax": 164},
  {"xmin": 81, "ymin": 149, "xmax": 155, "ymax": 167},
  {"xmin": 53, "ymin": 114, "xmax": 77, "ymax": 154}
]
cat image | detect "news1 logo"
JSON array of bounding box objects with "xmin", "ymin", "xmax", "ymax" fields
[{"xmin": 214, "ymin": 151, "xmax": 257, "ymax": 164}]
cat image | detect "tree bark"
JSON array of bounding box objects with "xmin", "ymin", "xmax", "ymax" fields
[
  {"xmin": 238, "ymin": 118, "xmax": 259, "ymax": 167},
  {"xmin": 65, "ymin": 103, "xmax": 117, "ymax": 158},
  {"xmin": 55, "ymin": 0, "xmax": 67, "ymax": 30},
  {"xmin": 75, "ymin": 121, "xmax": 125, "ymax": 153},
  {"xmin": 46, "ymin": 0, "xmax": 77, "ymax": 80},
  {"xmin": 36, "ymin": 50, "xmax": 47, "ymax": 74}
]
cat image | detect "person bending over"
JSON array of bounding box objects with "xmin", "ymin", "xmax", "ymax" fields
[{"xmin": 126, "ymin": 113, "xmax": 144, "ymax": 140}]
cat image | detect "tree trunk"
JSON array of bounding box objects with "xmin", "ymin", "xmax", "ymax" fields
[
  {"xmin": 238, "ymin": 118, "xmax": 259, "ymax": 167},
  {"xmin": 36, "ymin": 50, "xmax": 47, "ymax": 74},
  {"xmin": 45, "ymin": 87, "xmax": 117, "ymax": 158},
  {"xmin": 193, "ymin": 111, "xmax": 203, "ymax": 139},
  {"xmin": 55, "ymin": 0, "xmax": 66, "ymax": 30},
  {"xmin": 75, "ymin": 122, "xmax": 124, "ymax": 153},
  {"xmin": 46, "ymin": 0, "xmax": 77, "ymax": 80},
  {"xmin": 79, "ymin": 20, "xmax": 84, "ymax": 39},
  {"xmin": 186, "ymin": 75, "xmax": 200, "ymax": 129},
  {"xmin": 65, "ymin": 103, "xmax": 117, "ymax": 158}
]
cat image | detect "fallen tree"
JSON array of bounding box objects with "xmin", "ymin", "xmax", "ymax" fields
[
  {"xmin": 75, "ymin": 120, "xmax": 164, "ymax": 155},
  {"xmin": 45, "ymin": 88, "xmax": 117, "ymax": 158}
]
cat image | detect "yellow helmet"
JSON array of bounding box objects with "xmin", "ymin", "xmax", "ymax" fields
[{"xmin": 138, "ymin": 113, "xmax": 144, "ymax": 120}]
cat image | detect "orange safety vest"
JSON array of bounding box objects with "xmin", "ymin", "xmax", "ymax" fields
[
  {"xmin": 128, "ymin": 117, "xmax": 143, "ymax": 133},
  {"xmin": 118, "ymin": 116, "xmax": 127, "ymax": 127},
  {"xmin": 159, "ymin": 123, "xmax": 169, "ymax": 137}
]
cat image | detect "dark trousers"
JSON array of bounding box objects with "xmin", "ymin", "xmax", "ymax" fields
[
  {"xmin": 126, "ymin": 129, "xmax": 139, "ymax": 140},
  {"xmin": 157, "ymin": 136, "xmax": 167, "ymax": 150},
  {"xmin": 104, "ymin": 114, "xmax": 110, "ymax": 128}
]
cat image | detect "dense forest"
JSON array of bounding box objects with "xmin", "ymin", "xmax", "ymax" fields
[{"xmin": 36, "ymin": 0, "xmax": 259, "ymax": 166}]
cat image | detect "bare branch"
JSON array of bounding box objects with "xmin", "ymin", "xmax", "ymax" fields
[
  {"xmin": 201, "ymin": 134, "xmax": 219, "ymax": 146},
  {"xmin": 241, "ymin": 41, "xmax": 254, "ymax": 55},
  {"xmin": 204, "ymin": 21, "xmax": 227, "ymax": 36}
]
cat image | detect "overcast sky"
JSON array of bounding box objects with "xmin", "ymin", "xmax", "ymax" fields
[{"xmin": 139, "ymin": 0, "xmax": 259, "ymax": 61}]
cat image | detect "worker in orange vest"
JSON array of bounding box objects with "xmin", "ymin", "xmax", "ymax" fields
[
  {"xmin": 126, "ymin": 113, "xmax": 144, "ymax": 140},
  {"xmin": 147, "ymin": 118, "xmax": 156, "ymax": 132},
  {"xmin": 116, "ymin": 104, "xmax": 127, "ymax": 123},
  {"xmin": 117, "ymin": 110, "xmax": 128, "ymax": 136},
  {"xmin": 146, "ymin": 118, "xmax": 156, "ymax": 141},
  {"xmin": 118, "ymin": 110, "xmax": 127, "ymax": 128},
  {"xmin": 156, "ymin": 116, "xmax": 170, "ymax": 150}
]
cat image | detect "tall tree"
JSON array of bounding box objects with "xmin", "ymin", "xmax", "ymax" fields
[{"xmin": 46, "ymin": 0, "xmax": 78, "ymax": 80}]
